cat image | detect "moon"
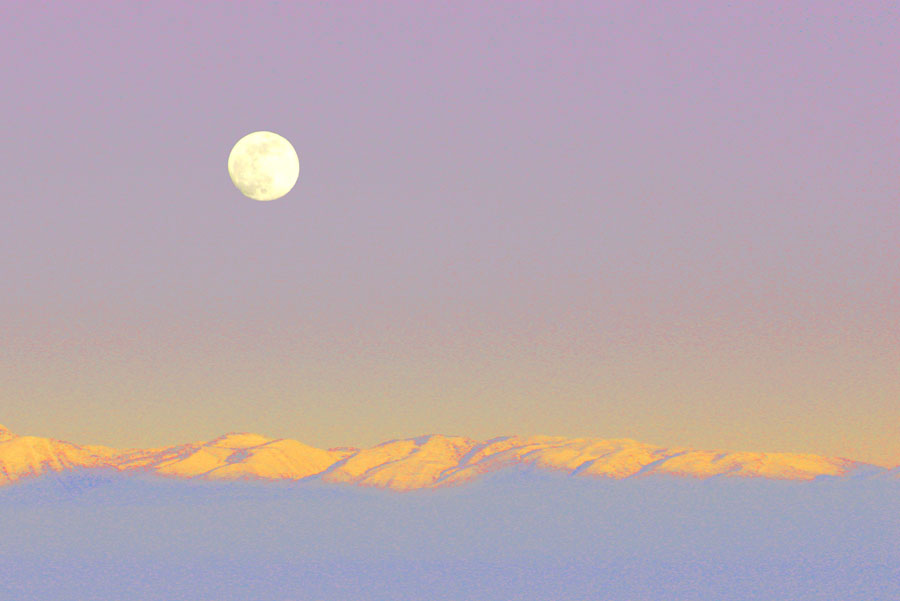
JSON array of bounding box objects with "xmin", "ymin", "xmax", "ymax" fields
[{"xmin": 227, "ymin": 131, "xmax": 299, "ymax": 201}]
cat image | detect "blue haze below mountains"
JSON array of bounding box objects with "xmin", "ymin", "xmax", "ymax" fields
[{"xmin": 1, "ymin": 468, "xmax": 898, "ymax": 601}]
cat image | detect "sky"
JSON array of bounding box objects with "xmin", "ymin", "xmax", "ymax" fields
[{"xmin": 1, "ymin": 2, "xmax": 897, "ymax": 466}]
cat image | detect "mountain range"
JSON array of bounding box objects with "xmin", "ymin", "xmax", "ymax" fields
[{"xmin": 0, "ymin": 423, "xmax": 893, "ymax": 490}]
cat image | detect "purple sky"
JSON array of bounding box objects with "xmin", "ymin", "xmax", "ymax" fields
[{"xmin": 1, "ymin": 2, "xmax": 898, "ymax": 465}]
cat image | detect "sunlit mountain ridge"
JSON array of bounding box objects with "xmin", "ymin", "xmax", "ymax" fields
[{"xmin": 0, "ymin": 423, "xmax": 890, "ymax": 490}]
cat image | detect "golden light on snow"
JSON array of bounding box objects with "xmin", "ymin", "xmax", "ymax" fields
[
  {"xmin": 227, "ymin": 131, "xmax": 300, "ymax": 201},
  {"xmin": 0, "ymin": 424, "xmax": 862, "ymax": 490}
]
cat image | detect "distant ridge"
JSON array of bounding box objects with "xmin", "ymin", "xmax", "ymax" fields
[{"xmin": 0, "ymin": 424, "xmax": 890, "ymax": 490}]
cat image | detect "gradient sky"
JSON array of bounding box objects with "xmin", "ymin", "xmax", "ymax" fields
[{"xmin": 1, "ymin": 2, "xmax": 897, "ymax": 466}]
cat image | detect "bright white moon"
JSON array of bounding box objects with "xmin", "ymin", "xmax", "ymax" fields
[{"xmin": 227, "ymin": 131, "xmax": 299, "ymax": 201}]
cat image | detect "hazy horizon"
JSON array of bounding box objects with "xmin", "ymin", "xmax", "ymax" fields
[{"xmin": 1, "ymin": 420, "xmax": 896, "ymax": 469}]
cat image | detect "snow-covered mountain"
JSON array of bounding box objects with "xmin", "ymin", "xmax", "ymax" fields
[
  {"xmin": 0, "ymin": 423, "xmax": 889, "ymax": 489},
  {"xmin": 0, "ymin": 423, "xmax": 120, "ymax": 486}
]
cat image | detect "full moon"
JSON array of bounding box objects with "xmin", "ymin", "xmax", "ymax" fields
[{"xmin": 227, "ymin": 131, "xmax": 299, "ymax": 201}]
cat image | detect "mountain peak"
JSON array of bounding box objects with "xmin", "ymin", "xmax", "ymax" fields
[{"xmin": 207, "ymin": 432, "xmax": 273, "ymax": 448}]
